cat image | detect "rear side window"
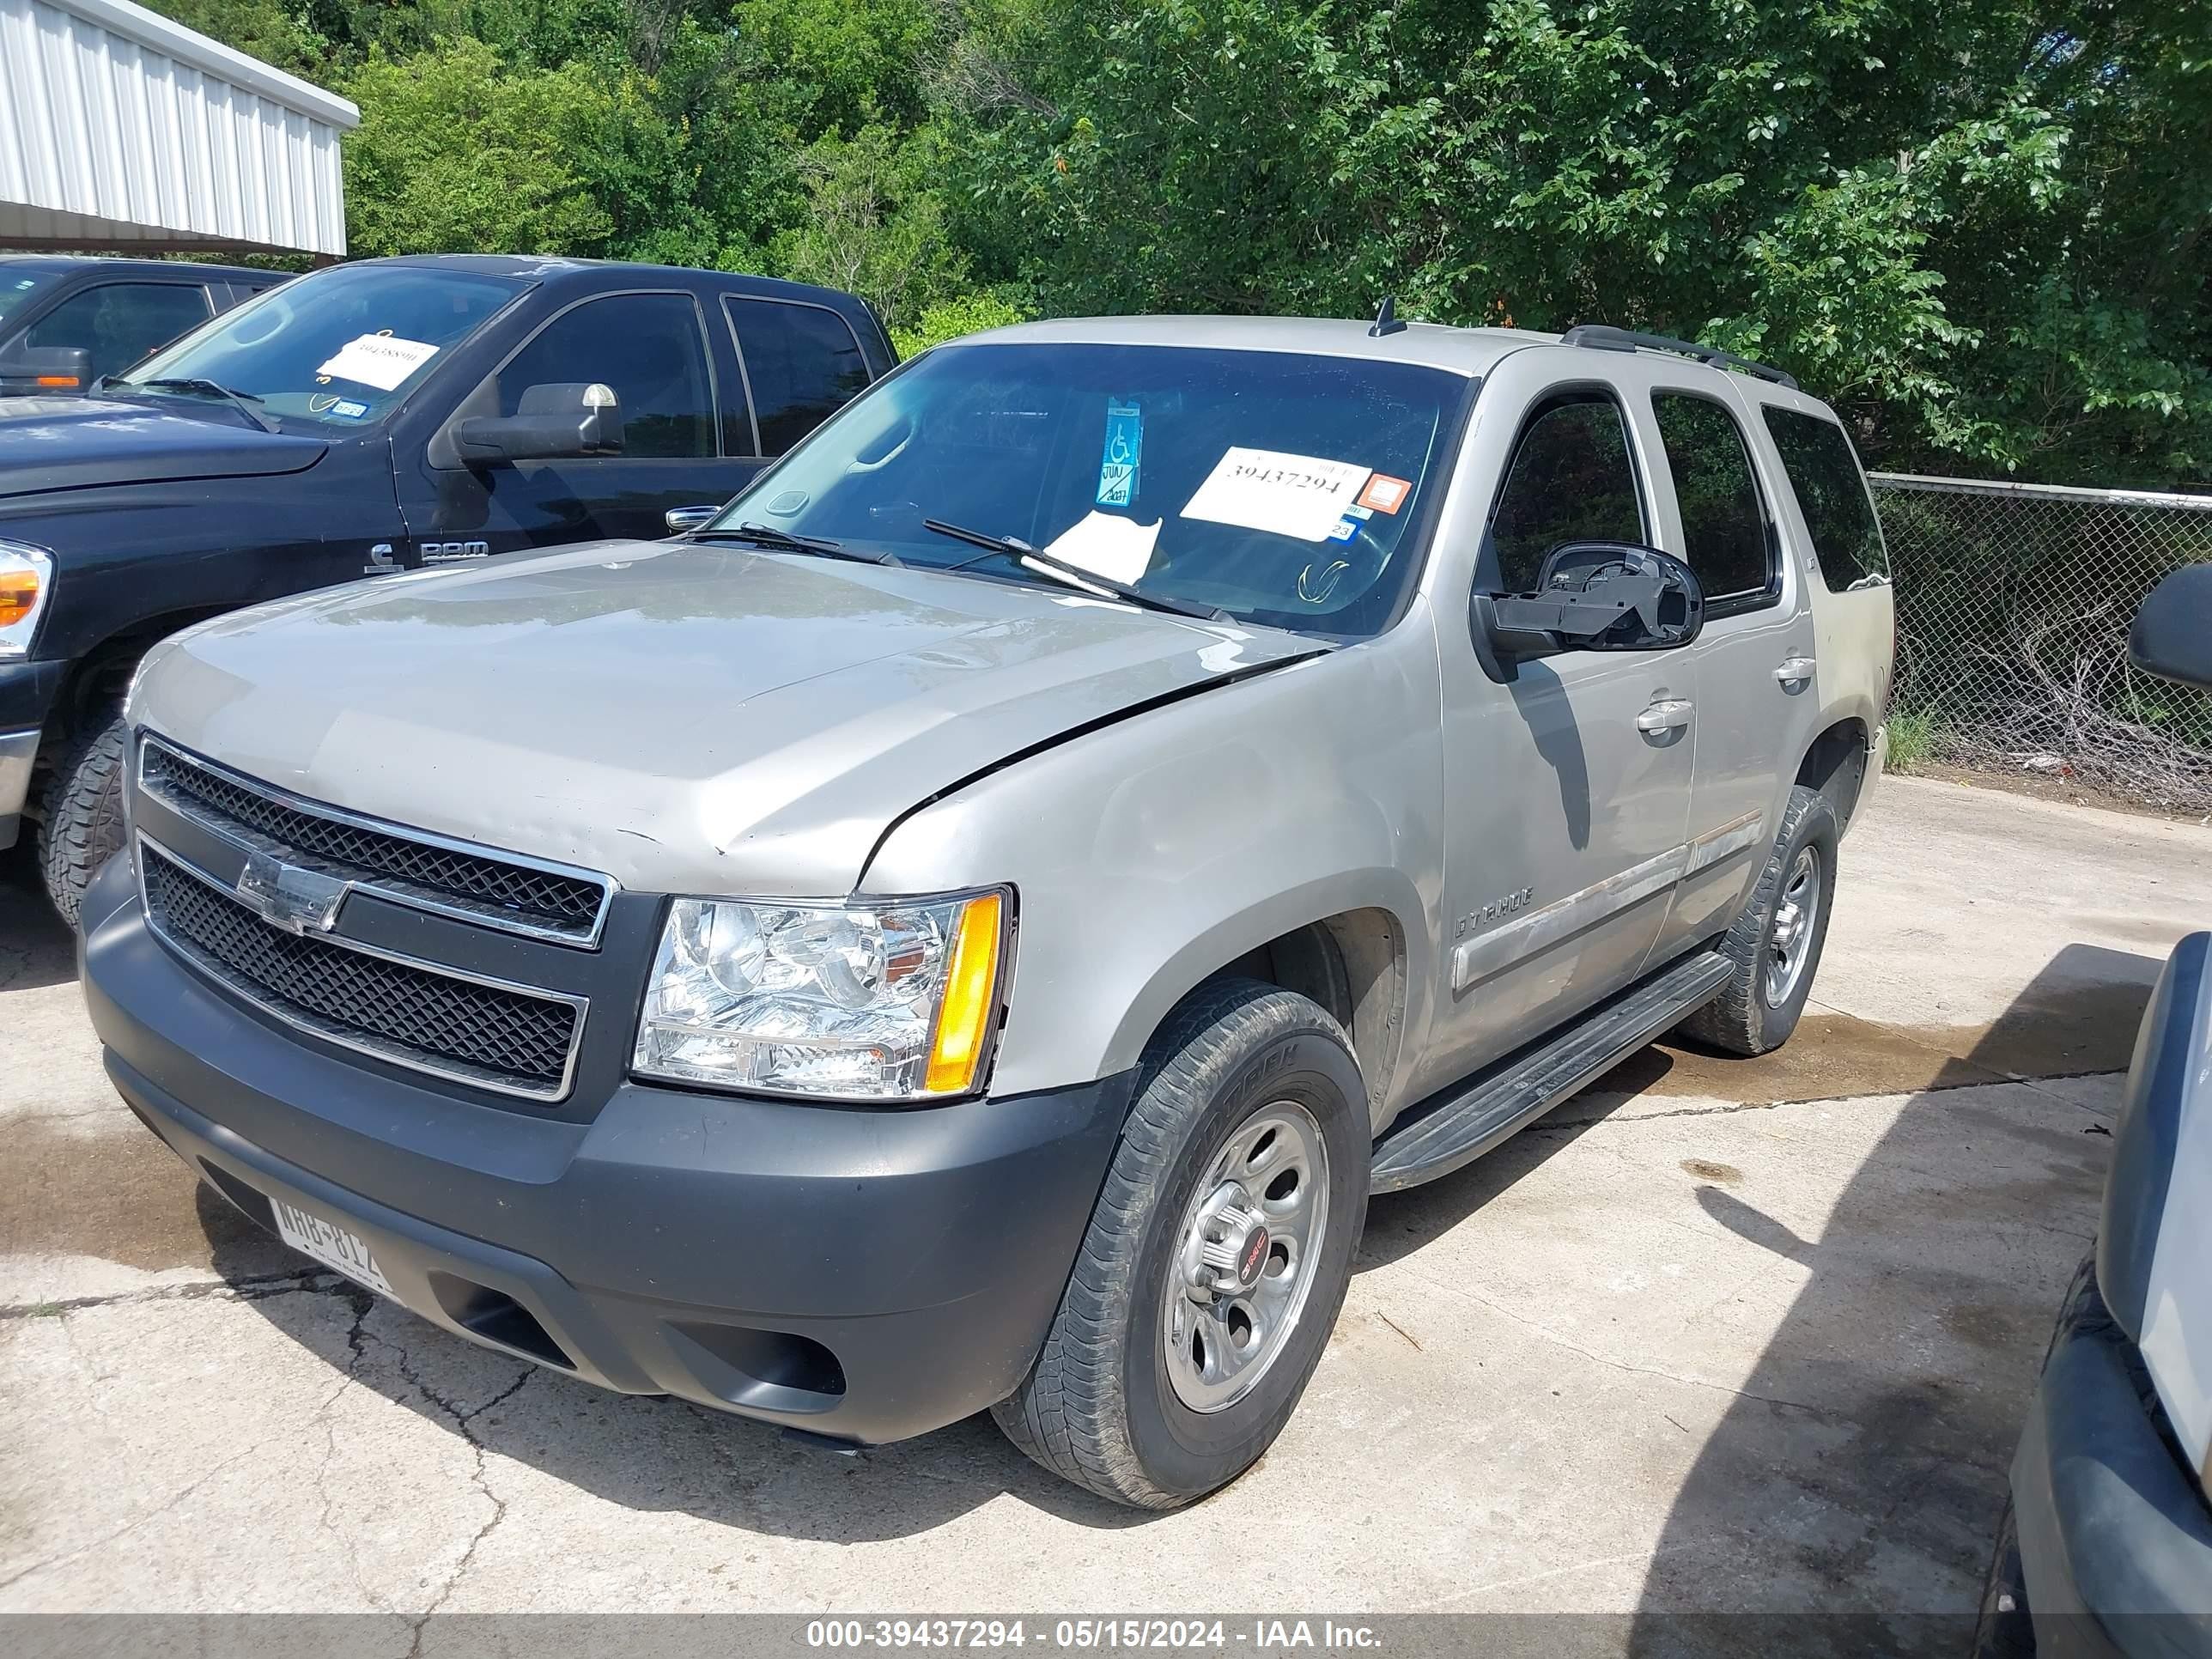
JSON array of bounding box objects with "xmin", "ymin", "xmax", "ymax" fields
[
  {"xmin": 1652, "ymin": 392, "xmax": 1774, "ymax": 605},
  {"xmin": 1483, "ymin": 396, "xmax": 1645, "ymax": 592},
  {"xmin": 498, "ymin": 293, "xmax": 715, "ymax": 459},
  {"xmin": 726, "ymin": 298, "xmax": 872, "ymax": 456},
  {"xmin": 1762, "ymin": 407, "xmax": 1890, "ymax": 590},
  {"xmin": 27, "ymin": 283, "xmax": 213, "ymax": 380}
]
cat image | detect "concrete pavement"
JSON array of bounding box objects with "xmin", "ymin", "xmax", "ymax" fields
[{"xmin": 2, "ymin": 775, "xmax": 2205, "ymax": 1631}]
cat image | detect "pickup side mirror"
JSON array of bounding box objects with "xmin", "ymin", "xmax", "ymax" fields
[
  {"xmin": 0, "ymin": 344, "xmax": 94, "ymax": 396},
  {"xmin": 1480, "ymin": 542, "xmax": 1705, "ymax": 659},
  {"xmin": 665, "ymin": 505, "xmax": 720, "ymax": 535},
  {"xmin": 451, "ymin": 382, "xmax": 623, "ymax": 465},
  {"xmin": 2130, "ymin": 563, "xmax": 2212, "ymax": 690}
]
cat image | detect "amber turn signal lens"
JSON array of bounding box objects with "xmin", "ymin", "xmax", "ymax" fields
[
  {"xmin": 924, "ymin": 892, "xmax": 1005, "ymax": 1094},
  {"xmin": 0, "ymin": 569, "xmax": 40, "ymax": 630},
  {"xmin": 33, "ymin": 374, "xmax": 78, "ymax": 389}
]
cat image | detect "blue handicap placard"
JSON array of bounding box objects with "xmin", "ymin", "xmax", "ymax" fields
[{"xmin": 1097, "ymin": 400, "xmax": 1142, "ymax": 507}]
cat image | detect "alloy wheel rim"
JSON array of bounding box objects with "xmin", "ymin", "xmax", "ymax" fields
[
  {"xmin": 1163, "ymin": 1102, "xmax": 1330, "ymax": 1413},
  {"xmin": 1764, "ymin": 845, "xmax": 1821, "ymax": 1007}
]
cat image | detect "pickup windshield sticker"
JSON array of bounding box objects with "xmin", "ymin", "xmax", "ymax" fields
[
  {"xmin": 1181, "ymin": 447, "xmax": 1375, "ymax": 543},
  {"xmin": 1097, "ymin": 400, "xmax": 1143, "ymax": 507},
  {"xmin": 1042, "ymin": 509, "xmax": 1161, "ymax": 584},
  {"xmin": 317, "ymin": 332, "xmax": 439, "ymax": 392}
]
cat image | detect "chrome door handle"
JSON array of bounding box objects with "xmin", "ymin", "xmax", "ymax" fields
[
  {"xmin": 1774, "ymin": 656, "xmax": 1816, "ymax": 685},
  {"xmin": 1635, "ymin": 699, "xmax": 1695, "ymax": 733}
]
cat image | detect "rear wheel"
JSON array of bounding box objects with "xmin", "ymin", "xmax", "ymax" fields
[
  {"xmin": 993, "ymin": 978, "xmax": 1367, "ymax": 1509},
  {"xmin": 1680, "ymin": 783, "xmax": 1838, "ymax": 1056},
  {"xmin": 40, "ymin": 709, "xmax": 129, "ymax": 929}
]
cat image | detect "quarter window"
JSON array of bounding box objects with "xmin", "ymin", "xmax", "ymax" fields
[
  {"xmin": 1652, "ymin": 392, "xmax": 1773, "ymax": 605},
  {"xmin": 726, "ymin": 298, "xmax": 872, "ymax": 456},
  {"xmin": 1762, "ymin": 407, "xmax": 1890, "ymax": 590},
  {"xmin": 27, "ymin": 283, "xmax": 213, "ymax": 381},
  {"xmin": 497, "ymin": 293, "xmax": 715, "ymax": 459},
  {"xmin": 1484, "ymin": 396, "xmax": 1645, "ymax": 593}
]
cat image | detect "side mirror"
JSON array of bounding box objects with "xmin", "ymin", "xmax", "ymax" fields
[
  {"xmin": 2130, "ymin": 563, "xmax": 2212, "ymax": 690},
  {"xmin": 1481, "ymin": 542, "xmax": 1705, "ymax": 659},
  {"xmin": 665, "ymin": 505, "xmax": 720, "ymax": 535},
  {"xmin": 451, "ymin": 382, "xmax": 622, "ymax": 465},
  {"xmin": 0, "ymin": 345, "xmax": 94, "ymax": 396}
]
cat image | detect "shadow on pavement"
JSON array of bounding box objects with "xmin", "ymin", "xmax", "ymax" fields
[
  {"xmin": 0, "ymin": 842, "xmax": 77, "ymax": 993},
  {"xmin": 1613, "ymin": 942, "xmax": 2148, "ymax": 1656}
]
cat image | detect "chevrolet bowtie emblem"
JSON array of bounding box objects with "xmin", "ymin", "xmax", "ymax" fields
[{"xmin": 234, "ymin": 852, "xmax": 349, "ymax": 935}]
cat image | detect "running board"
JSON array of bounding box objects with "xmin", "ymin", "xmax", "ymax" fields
[{"xmin": 1370, "ymin": 950, "xmax": 1734, "ymax": 1194}]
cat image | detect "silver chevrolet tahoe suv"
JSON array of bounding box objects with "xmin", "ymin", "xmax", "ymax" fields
[{"xmin": 82, "ymin": 315, "xmax": 1895, "ymax": 1509}]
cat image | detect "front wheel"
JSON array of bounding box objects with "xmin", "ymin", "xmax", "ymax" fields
[
  {"xmin": 993, "ymin": 979, "xmax": 1369, "ymax": 1509},
  {"xmin": 40, "ymin": 710, "xmax": 129, "ymax": 930}
]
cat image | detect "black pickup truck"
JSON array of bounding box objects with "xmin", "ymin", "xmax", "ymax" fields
[
  {"xmin": 0, "ymin": 254, "xmax": 894, "ymax": 921},
  {"xmin": 0, "ymin": 255, "xmax": 286, "ymax": 396}
]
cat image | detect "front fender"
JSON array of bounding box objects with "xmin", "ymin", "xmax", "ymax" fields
[{"xmin": 861, "ymin": 628, "xmax": 1447, "ymax": 1115}]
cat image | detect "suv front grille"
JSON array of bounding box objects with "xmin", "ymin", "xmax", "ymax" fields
[
  {"xmin": 139, "ymin": 739, "xmax": 610, "ymax": 945},
  {"xmin": 141, "ymin": 843, "xmax": 584, "ymax": 1099}
]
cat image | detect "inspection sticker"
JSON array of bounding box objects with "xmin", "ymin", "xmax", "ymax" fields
[
  {"xmin": 1097, "ymin": 399, "xmax": 1143, "ymax": 506},
  {"xmin": 1358, "ymin": 473, "xmax": 1413, "ymax": 514},
  {"xmin": 317, "ymin": 332, "xmax": 439, "ymax": 392},
  {"xmin": 1181, "ymin": 447, "xmax": 1374, "ymax": 543}
]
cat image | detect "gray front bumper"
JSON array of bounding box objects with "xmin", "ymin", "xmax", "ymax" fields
[
  {"xmin": 2011, "ymin": 1260, "xmax": 2212, "ymax": 1657},
  {"xmin": 0, "ymin": 726, "xmax": 37, "ymax": 850}
]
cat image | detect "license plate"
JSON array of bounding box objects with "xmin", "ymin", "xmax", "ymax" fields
[{"xmin": 272, "ymin": 1198, "xmax": 394, "ymax": 1297}]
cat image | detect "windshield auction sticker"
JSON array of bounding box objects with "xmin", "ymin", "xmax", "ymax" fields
[
  {"xmin": 1182, "ymin": 447, "xmax": 1376, "ymax": 542},
  {"xmin": 317, "ymin": 332, "xmax": 439, "ymax": 392}
]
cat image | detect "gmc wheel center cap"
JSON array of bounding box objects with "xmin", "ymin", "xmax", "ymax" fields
[{"xmin": 1237, "ymin": 1224, "xmax": 1271, "ymax": 1286}]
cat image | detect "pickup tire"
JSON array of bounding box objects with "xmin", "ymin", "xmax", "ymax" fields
[
  {"xmin": 993, "ymin": 978, "xmax": 1367, "ymax": 1509},
  {"xmin": 1680, "ymin": 782, "xmax": 1838, "ymax": 1056},
  {"xmin": 40, "ymin": 711, "xmax": 129, "ymax": 930}
]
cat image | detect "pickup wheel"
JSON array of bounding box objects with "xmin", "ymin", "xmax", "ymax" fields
[
  {"xmin": 992, "ymin": 978, "xmax": 1367, "ymax": 1509},
  {"xmin": 1680, "ymin": 782, "xmax": 1838, "ymax": 1056},
  {"xmin": 39, "ymin": 710, "xmax": 129, "ymax": 930}
]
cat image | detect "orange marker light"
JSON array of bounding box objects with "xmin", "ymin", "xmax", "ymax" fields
[
  {"xmin": 924, "ymin": 892, "xmax": 1004, "ymax": 1094},
  {"xmin": 33, "ymin": 374, "xmax": 78, "ymax": 389},
  {"xmin": 0, "ymin": 568, "xmax": 39, "ymax": 630}
]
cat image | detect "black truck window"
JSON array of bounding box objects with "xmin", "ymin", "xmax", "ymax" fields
[
  {"xmin": 725, "ymin": 297, "xmax": 871, "ymax": 456},
  {"xmin": 1483, "ymin": 396, "xmax": 1647, "ymax": 593},
  {"xmin": 27, "ymin": 283, "xmax": 213, "ymax": 381},
  {"xmin": 499, "ymin": 293, "xmax": 716, "ymax": 459}
]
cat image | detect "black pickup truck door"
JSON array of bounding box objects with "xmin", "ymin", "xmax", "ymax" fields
[{"xmin": 392, "ymin": 287, "xmax": 757, "ymax": 557}]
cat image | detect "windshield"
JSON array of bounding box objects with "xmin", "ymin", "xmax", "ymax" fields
[
  {"xmin": 114, "ymin": 264, "xmax": 526, "ymax": 427},
  {"xmin": 0, "ymin": 266, "xmax": 63, "ymax": 327},
  {"xmin": 709, "ymin": 342, "xmax": 1474, "ymax": 638}
]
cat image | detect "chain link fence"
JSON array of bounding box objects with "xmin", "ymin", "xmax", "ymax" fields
[{"xmin": 1869, "ymin": 472, "xmax": 2212, "ymax": 813}]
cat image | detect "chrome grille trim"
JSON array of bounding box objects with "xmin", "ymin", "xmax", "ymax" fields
[
  {"xmin": 136, "ymin": 734, "xmax": 615, "ymax": 947},
  {"xmin": 136, "ymin": 833, "xmax": 588, "ymax": 1103}
]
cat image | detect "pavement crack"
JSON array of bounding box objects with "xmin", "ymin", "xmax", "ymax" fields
[{"xmin": 0, "ymin": 1267, "xmax": 353, "ymax": 1322}]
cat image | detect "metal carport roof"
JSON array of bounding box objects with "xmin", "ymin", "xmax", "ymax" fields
[{"xmin": 0, "ymin": 0, "xmax": 358, "ymax": 257}]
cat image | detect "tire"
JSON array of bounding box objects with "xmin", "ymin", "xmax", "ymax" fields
[
  {"xmin": 993, "ymin": 977, "xmax": 1369, "ymax": 1509},
  {"xmin": 1679, "ymin": 783, "xmax": 1838, "ymax": 1057},
  {"xmin": 40, "ymin": 710, "xmax": 129, "ymax": 930}
]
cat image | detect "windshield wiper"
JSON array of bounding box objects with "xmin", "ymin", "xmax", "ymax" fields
[
  {"xmin": 692, "ymin": 522, "xmax": 899, "ymax": 566},
  {"xmin": 132, "ymin": 377, "xmax": 279, "ymax": 434},
  {"xmin": 924, "ymin": 519, "xmax": 1230, "ymax": 623}
]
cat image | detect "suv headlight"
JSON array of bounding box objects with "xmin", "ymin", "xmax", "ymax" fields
[
  {"xmin": 633, "ymin": 890, "xmax": 1009, "ymax": 1101},
  {"xmin": 0, "ymin": 542, "xmax": 53, "ymax": 658}
]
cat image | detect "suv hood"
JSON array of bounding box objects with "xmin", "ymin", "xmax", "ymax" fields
[
  {"xmin": 0, "ymin": 395, "xmax": 328, "ymax": 499},
  {"xmin": 132, "ymin": 539, "xmax": 1317, "ymax": 895}
]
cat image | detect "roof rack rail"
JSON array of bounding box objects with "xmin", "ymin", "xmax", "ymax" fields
[{"xmin": 1559, "ymin": 324, "xmax": 1799, "ymax": 391}]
